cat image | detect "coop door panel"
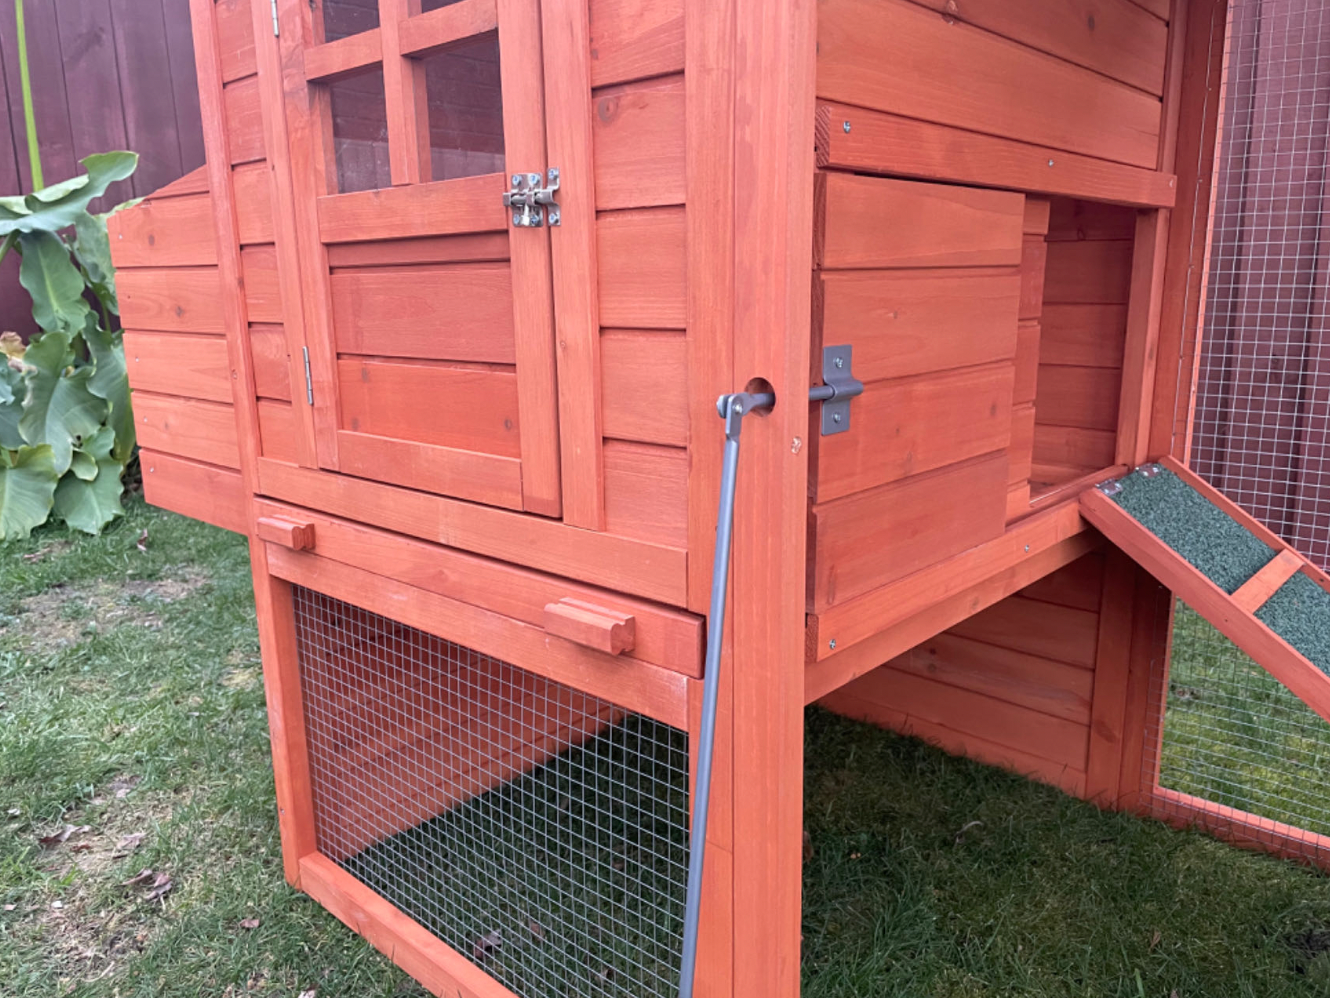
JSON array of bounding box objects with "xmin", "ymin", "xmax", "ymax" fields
[
  {"xmin": 278, "ymin": 0, "xmax": 561, "ymax": 516},
  {"xmin": 1081, "ymin": 459, "xmax": 1330, "ymax": 726}
]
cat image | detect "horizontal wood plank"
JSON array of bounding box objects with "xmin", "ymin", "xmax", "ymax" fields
[
  {"xmin": 815, "ymin": 103, "xmax": 1177, "ymax": 208},
  {"xmin": 255, "ymin": 498, "xmax": 703, "ymax": 675},
  {"xmin": 133, "ymin": 391, "xmax": 240, "ymax": 468},
  {"xmin": 124, "ymin": 330, "xmax": 231, "ymax": 402},
  {"xmin": 323, "ymin": 232, "xmax": 509, "ymax": 268},
  {"xmin": 141, "ymin": 449, "xmax": 246, "ymax": 533},
  {"xmin": 240, "ymin": 244, "xmax": 283, "ymax": 323},
  {"xmin": 1020, "ymin": 551, "xmax": 1105, "ymax": 612},
  {"xmin": 256, "ymin": 458, "xmax": 689, "ymax": 605},
  {"xmin": 1036, "ymin": 364, "xmax": 1122, "ymax": 431},
  {"xmin": 318, "ymin": 174, "xmax": 507, "ymax": 242},
  {"xmin": 303, "ymin": 28, "xmax": 382, "ymax": 82},
  {"xmin": 257, "ymin": 399, "xmax": 299, "ymax": 463},
  {"xmin": 814, "ymin": 363, "xmax": 1016, "ymax": 502},
  {"xmin": 336, "ymin": 358, "xmax": 521, "ymax": 457},
  {"xmin": 398, "ymin": 0, "xmax": 497, "ymax": 57},
  {"xmin": 909, "ymin": 0, "xmax": 1168, "ymax": 95},
  {"xmin": 336, "ymin": 431, "xmax": 524, "ymax": 510},
  {"xmin": 118, "ymin": 267, "xmax": 224, "ymax": 333},
  {"xmin": 815, "ymin": 269, "xmax": 1021, "ymax": 383},
  {"xmin": 222, "ymin": 75, "xmax": 264, "ymax": 165},
  {"xmin": 109, "ymin": 194, "xmax": 217, "ymax": 267},
  {"xmin": 1041, "ymin": 304, "xmax": 1130, "ymax": 366},
  {"xmin": 817, "ymin": 173, "xmax": 1025, "ymax": 269},
  {"xmin": 810, "ymin": 453, "xmax": 1009, "ymax": 609},
  {"xmin": 1044, "ymin": 239, "xmax": 1135, "ymax": 304},
  {"xmin": 601, "ymin": 329, "xmax": 688, "ymax": 446},
  {"xmin": 233, "ymin": 162, "xmax": 274, "ymax": 244},
  {"xmin": 593, "ymin": 75, "xmax": 685, "ymax": 210},
  {"xmin": 597, "ymin": 207, "xmax": 686, "ymax": 328},
  {"xmin": 249, "ymin": 324, "xmax": 292, "ymax": 400},
  {"xmin": 948, "ymin": 594, "xmax": 1101, "ymax": 669},
  {"xmin": 817, "ymin": 0, "xmax": 1163, "ymax": 169},
  {"xmin": 603, "ymin": 441, "xmax": 688, "ymax": 548},
  {"xmin": 329, "ymin": 263, "xmax": 515, "ymax": 363},
  {"xmin": 588, "ymin": 0, "xmax": 684, "ymax": 87},
  {"xmin": 1033, "ymin": 422, "xmax": 1118, "ymax": 470},
  {"xmin": 215, "ymin": 0, "xmax": 257, "ymax": 83}
]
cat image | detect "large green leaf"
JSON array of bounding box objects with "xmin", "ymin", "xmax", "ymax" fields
[
  {"xmin": 0, "ymin": 365, "xmax": 23, "ymax": 450},
  {"xmin": 0, "ymin": 444, "xmax": 58, "ymax": 540},
  {"xmin": 18, "ymin": 230, "xmax": 91, "ymax": 334},
  {"xmin": 19, "ymin": 332, "xmax": 108, "ymax": 475},
  {"xmin": 0, "ymin": 152, "xmax": 139, "ymax": 236},
  {"xmin": 54, "ymin": 426, "xmax": 124, "ymax": 535},
  {"xmin": 73, "ymin": 209, "xmax": 119, "ymax": 317},
  {"xmin": 85, "ymin": 323, "xmax": 134, "ymax": 461}
]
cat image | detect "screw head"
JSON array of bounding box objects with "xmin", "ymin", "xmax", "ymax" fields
[
  {"xmin": 1047, "ymin": 159, "xmax": 1055, "ymax": 167},
  {"xmin": 832, "ymin": 412, "xmax": 842, "ymax": 423},
  {"xmin": 829, "ymin": 639, "xmax": 837, "ymax": 650},
  {"xmin": 1024, "ymin": 545, "xmax": 1031, "ymax": 552},
  {"xmin": 842, "ymin": 120, "xmax": 852, "ymax": 133},
  {"xmin": 834, "ymin": 356, "xmax": 844, "ymax": 368}
]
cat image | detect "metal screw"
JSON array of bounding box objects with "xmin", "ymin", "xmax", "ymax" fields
[
  {"xmin": 832, "ymin": 412, "xmax": 842, "ymax": 423},
  {"xmin": 791, "ymin": 436, "xmax": 803, "ymax": 454},
  {"xmin": 733, "ymin": 402, "xmax": 744, "ymax": 415},
  {"xmin": 829, "ymin": 639, "xmax": 837, "ymax": 650},
  {"xmin": 834, "ymin": 356, "xmax": 844, "ymax": 368},
  {"xmin": 1047, "ymin": 159, "xmax": 1055, "ymax": 167},
  {"xmin": 842, "ymin": 120, "xmax": 852, "ymax": 133},
  {"xmin": 1024, "ymin": 545, "xmax": 1030, "ymax": 552}
]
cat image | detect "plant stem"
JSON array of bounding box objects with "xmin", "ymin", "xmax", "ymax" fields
[
  {"xmin": 0, "ymin": 232, "xmax": 17, "ymax": 268},
  {"xmin": 15, "ymin": 0, "xmax": 43, "ymax": 191}
]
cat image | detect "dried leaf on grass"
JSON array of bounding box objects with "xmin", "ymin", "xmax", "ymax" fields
[
  {"xmin": 38, "ymin": 824, "xmax": 90, "ymax": 848},
  {"xmin": 238, "ymin": 918, "xmax": 261, "ymax": 930},
  {"xmin": 136, "ymin": 529, "xmax": 149, "ymax": 553},
  {"xmin": 120, "ymin": 868, "xmax": 155, "ymax": 887},
  {"xmin": 113, "ymin": 832, "xmax": 145, "ymax": 857}
]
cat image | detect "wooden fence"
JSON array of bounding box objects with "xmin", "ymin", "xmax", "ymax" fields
[{"xmin": 0, "ymin": 0, "xmax": 204, "ymax": 338}]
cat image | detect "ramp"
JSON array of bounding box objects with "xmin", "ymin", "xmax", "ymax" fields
[{"xmin": 1081, "ymin": 457, "xmax": 1330, "ymax": 726}]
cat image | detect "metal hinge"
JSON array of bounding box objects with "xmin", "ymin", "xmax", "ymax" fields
[
  {"xmin": 809, "ymin": 344, "xmax": 864, "ymax": 435},
  {"xmin": 270, "ymin": 0, "xmax": 279, "ymax": 35},
  {"xmin": 302, "ymin": 346, "xmax": 313, "ymax": 405},
  {"xmin": 503, "ymin": 168, "xmax": 560, "ymax": 227}
]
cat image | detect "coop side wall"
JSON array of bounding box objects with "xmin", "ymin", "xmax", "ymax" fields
[{"xmin": 810, "ymin": 0, "xmax": 1231, "ymax": 816}]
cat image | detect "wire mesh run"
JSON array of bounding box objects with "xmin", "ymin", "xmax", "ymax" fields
[
  {"xmin": 1191, "ymin": 0, "xmax": 1330, "ymax": 571},
  {"xmin": 1146, "ymin": 600, "xmax": 1330, "ymax": 864},
  {"xmin": 291, "ymin": 587, "xmax": 691, "ymax": 998}
]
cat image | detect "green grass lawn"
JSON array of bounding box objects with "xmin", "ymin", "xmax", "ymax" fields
[{"xmin": 3, "ymin": 497, "xmax": 1330, "ymax": 997}]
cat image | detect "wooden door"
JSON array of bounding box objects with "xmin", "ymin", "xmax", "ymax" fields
[{"xmin": 275, "ymin": 0, "xmax": 561, "ymax": 516}]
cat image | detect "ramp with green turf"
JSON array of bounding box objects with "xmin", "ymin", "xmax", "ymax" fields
[{"xmin": 1080, "ymin": 457, "xmax": 1330, "ymax": 725}]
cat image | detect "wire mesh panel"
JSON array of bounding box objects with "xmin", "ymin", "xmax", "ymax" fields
[
  {"xmin": 291, "ymin": 587, "xmax": 691, "ymax": 998},
  {"xmin": 1146, "ymin": 600, "xmax": 1330, "ymax": 864},
  {"xmin": 1191, "ymin": 0, "xmax": 1330, "ymax": 570}
]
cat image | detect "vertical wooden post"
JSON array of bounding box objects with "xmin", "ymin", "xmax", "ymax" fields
[
  {"xmin": 379, "ymin": 0, "xmax": 431, "ymax": 185},
  {"xmin": 1084, "ymin": 549, "xmax": 1138, "ymax": 803},
  {"xmin": 193, "ymin": 0, "xmax": 320, "ymax": 883},
  {"xmin": 729, "ymin": 0, "xmax": 816, "ymax": 994}
]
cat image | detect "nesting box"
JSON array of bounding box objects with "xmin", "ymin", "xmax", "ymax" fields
[{"xmin": 108, "ymin": 0, "xmax": 1330, "ymax": 995}]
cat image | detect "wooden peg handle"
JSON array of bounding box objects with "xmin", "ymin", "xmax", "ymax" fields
[
  {"xmin": 543, "ymin": 598, "xmax": 636, "ymax": 655},
  {"xmin": 256, "ymin": 515, "xmax": 316, "ymax": 551}
]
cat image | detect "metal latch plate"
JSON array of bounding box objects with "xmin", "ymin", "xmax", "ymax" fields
[{"xmin": 503, "ymin": 168, "xmax": 561, "ymax": 228}]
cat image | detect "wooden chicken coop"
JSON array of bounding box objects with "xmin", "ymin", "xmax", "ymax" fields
[{"xmin": 106, "ymin": 0, "xmax": 1330, "ymax": 995}]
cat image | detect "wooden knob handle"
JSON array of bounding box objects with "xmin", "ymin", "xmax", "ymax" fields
[
  {"xmin": 256, "ymin": 515, "xmax": 316, "ymax": 551},
  {"xmin": 543, "ymin": 598, "xmax": 636, "ymax": 655}
]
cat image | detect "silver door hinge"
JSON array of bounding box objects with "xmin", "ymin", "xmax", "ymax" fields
[
  {"xmin": 270, "ymin": 0, "xmax": 279, "ymax": 36},
  {"xmin": 808, "ymin": 345, "xmax": 864, "ymax": 435},
  {"xmin": 302, "ymin": 346, "xmax": 313, "ymax": 405},
  {"xmin": 503, "ymin": 168, "xmax": 560, "ymax": 227}
]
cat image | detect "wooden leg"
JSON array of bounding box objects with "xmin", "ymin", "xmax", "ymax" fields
[{"xmin": 250, "ymin": 541, "xmax": 318, "ymax": 884}]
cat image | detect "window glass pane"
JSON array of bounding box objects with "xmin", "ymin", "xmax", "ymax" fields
[
  {"xmin": 329, "ymin": 68, "xmax": 391, "ymax": 193},
  {"xmin": 320, "ymin": 0, "xmax": 379, "ymax": 42},
  {"xmin": 420, "ymin": 0, "xmax": 467, "ymax": 9},
  {"xmin": 421, "ymin": 32, "xmax": 506, "ymax": 182}
]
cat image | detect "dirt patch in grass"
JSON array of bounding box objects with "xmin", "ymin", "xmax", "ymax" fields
[{"xmin": 0, "ymin": 569, "xmax": 211, "ymax": 649}]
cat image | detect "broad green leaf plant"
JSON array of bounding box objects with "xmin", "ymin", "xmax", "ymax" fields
[{"xmin": 0, "ymin": 151, "xmax": 140, "ymax": 540}]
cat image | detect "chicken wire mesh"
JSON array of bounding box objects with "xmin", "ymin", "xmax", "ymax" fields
[
  {"xmin": 1146, "ymin": 601, "xmax": 1330, "ymax": 864},
  {"xmin": 1191, "ymin": 0, "xmax": 1330, "ymax": 570},
  {"xmin": 291, "ymin": 587, "xmax": 691, "ymax": 998}
]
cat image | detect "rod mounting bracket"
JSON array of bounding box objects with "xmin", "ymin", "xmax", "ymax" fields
[{"xmin": 809, "ymin": 344, "xmax": 864, "ymax": 435}]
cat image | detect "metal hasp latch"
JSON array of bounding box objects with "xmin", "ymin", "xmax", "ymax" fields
[
  {"xmin": 809, "ymin": 344, "xmax": 864, "ymax": 435},
  {"xmin": 503, "ymin": 168, "xmax": 561, "ymax": 228}
]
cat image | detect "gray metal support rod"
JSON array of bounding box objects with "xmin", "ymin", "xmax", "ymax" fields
[{"xmin": 678, "ymin": 389, "xmax": 775, "ymax": 998}]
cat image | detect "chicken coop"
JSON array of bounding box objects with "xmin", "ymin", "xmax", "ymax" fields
[{"xmin": 105, "ymin": 0, "xmax": 1330, "ymax": 995}]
